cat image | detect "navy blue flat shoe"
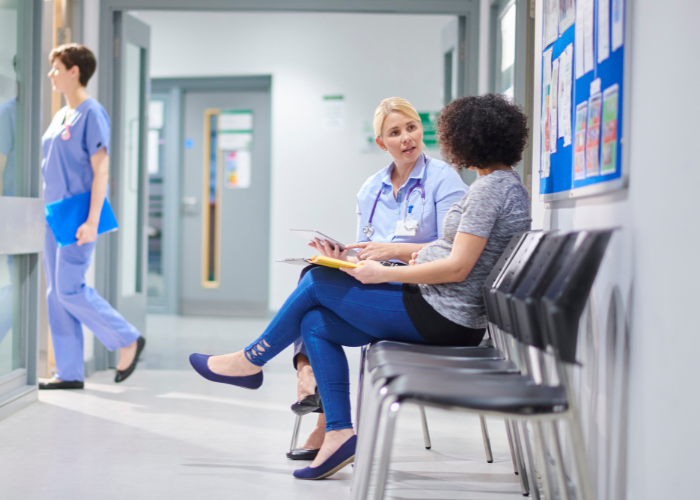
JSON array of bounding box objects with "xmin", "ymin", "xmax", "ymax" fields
[
  {"xmin": 293, "ymin": 435, "xmax": 357, "ymax": 480},
  {"xmin": 189, "ymin": 353, "xmax": 263, "ymax": 390}
]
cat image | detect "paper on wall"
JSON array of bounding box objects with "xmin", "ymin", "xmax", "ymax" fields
[
  {"xmin": 223, "ymin": 150, "xmax": 251, "ymax": 189},
  {"xmin": 558, "ymin": 44, "xmax": 574, "ymax": 146},
  {"xmin": 598, "ymin": 0, "xmax": 611, "ymax": 63},
  {"xmin": 612, "ymin": 0, "xmax": 625, "ymax": 51},
  {"xmin": 574, "ymin": 0, "xmax": 585, "ymax": 78},
  {"xmin": 323, "ymin": 95, "xmax": 346, "ymax": 131},
  {"xmin": 583, "ymin": 0, "xmax": 595, "ymax": 75},
  {"xmin": 600, "ymin": 84, "xmax": 620, "ymax": 175},
  {"xmin": 219, "ymin": 111, "xmax": 253, "ymax": 132},
  {"xmin": 573, "ymin": 101, "xmax": 588, "ymax": 180},
  {"xmin": 559, "ymin": 0, "xmax": 576, "ymax": 33},
  {"xmin": 541, "ymin": 49, "xmax": 553, "ymax": 179},
  {"xmin": 218, "ymin": 132, "xmax": 252, "ymax": 150},
  {"xmin": 543, "ymin": 0, "xmax": 559, "ymax": 47},
  {"xmin": 550, "ymin": 58, "xmax": 560, "ymax": 154},
  {"xmin": 585, "ymin": 93, "xmax": 603, "ymax": 177}
]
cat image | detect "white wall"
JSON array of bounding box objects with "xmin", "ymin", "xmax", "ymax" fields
[
  {"xmin": 134, "ymin": 11, "xmax": 453, "ymax": 310},
  {"xmin": 531, "ymin": 1, "xmax": 700, "ymax": 499}
]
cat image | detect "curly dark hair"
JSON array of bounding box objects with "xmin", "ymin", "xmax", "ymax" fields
[{"xmin": 437, "ymin": 93, "xmax": 529, "ymax": 170}]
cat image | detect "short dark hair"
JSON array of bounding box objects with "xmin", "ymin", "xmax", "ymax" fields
[
  {"xmin": 49, "ymin": 43, "xmax": 96, "ymax": 87},
  {"xmin": 437, "ymin": 93, "xmax": 529, "ymax": 170}
]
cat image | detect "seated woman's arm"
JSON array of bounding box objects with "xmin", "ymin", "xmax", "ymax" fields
[
  {"xmin": 346, "ymin": 241, "xmax": 427, "ymax": 264},
  {"xmin": 343, "ymin": 231, "xmax": 487, "ymax": 285}
]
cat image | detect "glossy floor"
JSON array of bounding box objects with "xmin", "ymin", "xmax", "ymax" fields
[{"xmin": 0, "ymin": 315, "xmax": 522, "ymax": 500}]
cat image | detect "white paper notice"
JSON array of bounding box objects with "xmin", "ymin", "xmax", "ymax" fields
[
  {"xmin": 541, "ymin": 49, "xmax": 553, "ymax": 179},
  {"xmin": 323, "ymin": 95, "xmax": 346, "ymax": 131},
  {"xmin": 575, "ymin": 0, "xmax": 585, "ymax": 78},
  {"xmin": 559, "ymin": 0, "xmax": 576, "ymax": 33},
  {"xmin": 612, "ymin": 0, "xmax": 625, "ymax": 51},
  {"xmin": 219, "ymin": 111, "xmax": 253, "ymax": 132},
  {"xmin": 550, "ymin": 58, "xmax": 560, "ymax": 154},
  {"xmin": 218, "ymin": 132, "xmax": 252, "ymax": 150},
  {"xmin": 598, "ymin": 0, "xmax": 611, "ymax": 63},
  {"xmin": 223, "ymin": 150, "xmax": 251, "ymax": 189},
  {"xmin": 543, "ymin": 0, "xmax": 559, "ymax": 47},
  {"xmin": 558, "ymin": 44, "xmax": 574, "ymax": 146},
  {"xmin": 583, "ymin": 0, "xmax": 595, "ymax": 75}
]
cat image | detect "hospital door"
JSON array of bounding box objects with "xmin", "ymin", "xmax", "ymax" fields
[{"xmin": 180, "ymin": 90, "xmax": 271, "ymax": 316}]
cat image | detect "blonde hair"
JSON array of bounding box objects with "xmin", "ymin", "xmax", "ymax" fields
[{"xmin": 373, "ymin": 97, "xmax": 422, "ymax": 138}]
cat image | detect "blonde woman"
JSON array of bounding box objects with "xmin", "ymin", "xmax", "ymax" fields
[{"xmin": 289, "ymin": 97, "xmax": 468, "ymax": 460}]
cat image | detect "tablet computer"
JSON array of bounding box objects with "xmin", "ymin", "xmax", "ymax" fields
[{"xmin": 290, "ymin": 229, "xmax": 347, "ymax": 251}]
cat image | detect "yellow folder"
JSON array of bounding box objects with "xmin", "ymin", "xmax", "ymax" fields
[{"xmin": 308, "ymin": 255, "xmax": 360, "ymax": 269}]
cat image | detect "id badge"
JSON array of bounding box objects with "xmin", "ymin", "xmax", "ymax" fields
[{"xmin": 394, "ymin": 220, "xmax": 416, "ymax": 237}]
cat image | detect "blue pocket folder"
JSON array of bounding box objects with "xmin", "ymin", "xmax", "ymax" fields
[{"xmin": 45, "ymin": 191, "xmax": 119, "ymax": 247}]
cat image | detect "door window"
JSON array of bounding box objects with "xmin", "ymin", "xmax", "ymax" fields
[
  {"xmin": 0, "ymin": 255, "xmax": 19, "ymax": 377},
  {"xmin": 147, "ymin": 98, "xmax": 165, "ymax": 302},
  {"xmin": 0, "ymin": 2, "xmax": 19, "ymax": 198}
]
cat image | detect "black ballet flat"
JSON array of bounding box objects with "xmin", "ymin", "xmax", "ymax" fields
[
  {"xmin": 286, "ymin": 448, "xmax": 320, "ymax": 461},
  {"xmin": 115, "ymin": 336, "xmax": 146, "ymax": 383},
  {"xmin": 38, "ymin": 380, "xmax": 84, "ymax": 390},
  {"xmin": 291, "ymin": 388, "xmax": 324, "ymax": 415}
]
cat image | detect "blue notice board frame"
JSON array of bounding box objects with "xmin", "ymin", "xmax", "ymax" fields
[{"xmin": 540, "ymin": 0, "xmax": 632, "ymax": 201}]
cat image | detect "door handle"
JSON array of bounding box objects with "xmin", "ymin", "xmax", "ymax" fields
[{"xmin": 182, "ymin": 196, "xmax": 199, "ymax": 215}]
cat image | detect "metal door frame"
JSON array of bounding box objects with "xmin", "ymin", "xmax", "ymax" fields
[
  {"xmin": 150, "ymin": 76, "xmax": 272, "ymax": 315},
  {"xmin": 0, "ymin": 0, "xmax": 44, "ymax": 420},
  {"xmin": 94, "ymin": 12, "xmax": 150, "ymax": 370}
]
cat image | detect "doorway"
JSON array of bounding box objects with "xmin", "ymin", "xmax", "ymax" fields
[{"xmin": 150, "ymin": 77, "xmax": 272, "ymax": 317}]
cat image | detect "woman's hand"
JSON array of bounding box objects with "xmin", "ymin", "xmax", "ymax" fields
[
  {"xmin": 345, "ymin": 242, "xmax": 395, "ymax": 262},
  {"xmin": 76, "ymin": 221, "xmax": 98, "ymax": 246},
  {"xmin": 308, "ymin": 238, "xmax": 349, "ymax": 261},
  {"xmin": 341, "ymin": 260, "xmax": 386, "ymax": 284}
]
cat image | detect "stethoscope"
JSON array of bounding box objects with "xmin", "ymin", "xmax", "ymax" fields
[
  {"xmin": 362, "ymin": 179, "xmax": 425, "ymax": 239},
  {"xmin": 61, "ymin": 109, "xmax": 77, "ymax": 141}
]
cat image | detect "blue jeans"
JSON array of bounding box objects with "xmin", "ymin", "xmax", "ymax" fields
[{"xmin": 244, "ymin": 266, "xmax": 425, "ymax": 431}]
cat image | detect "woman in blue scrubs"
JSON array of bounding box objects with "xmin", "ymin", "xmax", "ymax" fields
[
  {"xmin": 289, "ymin": 97, "xmax": 468, "ymax": 459},
  {"xmin": 39, "ymin": 44, "xmax": 145, "ymax": 390}
]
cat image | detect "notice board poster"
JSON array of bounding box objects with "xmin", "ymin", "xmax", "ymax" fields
[{"xmin": 539, "ymin": 0, "xmax": 628, "ymax": 200}]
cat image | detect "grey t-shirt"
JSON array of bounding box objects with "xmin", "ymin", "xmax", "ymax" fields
[{"xmin": 415, "ymin": 170, "xmax": 532, "ymax": 328}]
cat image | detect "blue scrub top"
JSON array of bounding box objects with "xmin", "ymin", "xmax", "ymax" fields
[
  {"xmin": 0, "ymin": 98, "xmax": 16, "ymax": 197},
  {"xmin": 355, "ymin": 153, "xmax": 468, "ymax": 244},
  {"xmin": 42, "ymin": 97, "xmax": 110, "ymax": 204}
]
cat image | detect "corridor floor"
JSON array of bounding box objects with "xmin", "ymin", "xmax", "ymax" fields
[{"xmin": 0, "ymin": 315, "xmax": 522, "ymax": 500}]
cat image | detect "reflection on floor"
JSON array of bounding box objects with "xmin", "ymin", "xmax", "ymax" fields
[{"xmin": 0, "ymin": 316, "xmax": 522, "ymax": 500}]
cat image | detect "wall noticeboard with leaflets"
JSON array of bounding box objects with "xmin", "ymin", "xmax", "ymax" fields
[{"xmin": 539, "ymin": 0, "xmax": 630, "ymax": 201}]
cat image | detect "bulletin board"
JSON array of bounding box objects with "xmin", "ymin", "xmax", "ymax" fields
[{"xmin": 539, "ymin": 0, "xmax": 631, "ymax": 201}]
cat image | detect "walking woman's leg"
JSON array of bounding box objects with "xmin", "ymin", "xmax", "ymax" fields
[
  {"xmin": 54, "ymin": 238, "xmax": 139, "ymax": 352},
  {"xmin": 44, "ymin": 227, "xmax": 85, "ymax": 382}
]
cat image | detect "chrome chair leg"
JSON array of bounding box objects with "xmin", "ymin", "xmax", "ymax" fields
[
  {"xmin": 419, "ymin": 405, "xmax": 431, "ymax": 450},
  {"xmin": 351, "ymin": 378, "xmax": 389, "ymax": 500},
  {"xmin": 532, "ymin": 421, "xmax": 555, "ymax": 500},
  {"xmin": 356, "ymin": 344, "xmax": 368, "ymax": 428},
  {"xmin": 550, "ymin": 421, "xmax": 571, "ymax": 500},
  {"xmin": 480, "ymin": 415, "xmax": 494, "ymax": 463},
  {"xmin": 520, "ymin": 421, "xmax": 541, "ymax": 500},
  {"xmin": 289, "ymin": 414, "xmax": 302, "ymax": 452},
  {"xmin": 372, "ymin": 397, "xmax": 401, "ymax": 500},
  {"xmin": 510, "ymin": 420, "xmax": 530, "ymax": 496},
  {"xmin": 504, "ymin": 419, "xmax": 520, "ymax": 475},
  {"xmin": 567, "ymin": 413, "xmax": 594, "ymax": 500}
]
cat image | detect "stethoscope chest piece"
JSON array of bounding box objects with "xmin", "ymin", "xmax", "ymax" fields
[{"xmin": 363, "ymin": 225, "xmax": 375, "ymax": 238}]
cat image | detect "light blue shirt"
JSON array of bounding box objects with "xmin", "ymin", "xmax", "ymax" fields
[
  {"xmin": 355, "ymin": 153, "xmax": 468, "ymax": 244},
  {"xmin": 42, "ymin": 97, "xmax": 111, "ymax": 204},
  {"xmin": 0, "ymin": 98, "xmax": 16, "ymax": 197}
]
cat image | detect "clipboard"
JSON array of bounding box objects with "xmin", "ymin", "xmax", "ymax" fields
[
  {"xmin": 45, "ymin": 191, "xmax": 119, "ymax": 247},
  {"xmin": 276, "ymin": 255, "xmax": 360, "ymax": 269}
]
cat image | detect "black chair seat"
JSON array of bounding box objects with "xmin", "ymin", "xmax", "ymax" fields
[
  {"xmin": 387, "ymin": 372, "xmax": 568, "ymax": 416},
  {"xmin": 369, "ymin": 358, "xmax": 518, "ymax": 385},
  {"xmin": 368, "ymin": 341, "xmax": 502, "ymax": 372}
]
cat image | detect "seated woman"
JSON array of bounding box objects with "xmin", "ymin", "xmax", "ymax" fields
[
  {"xmin": 290, "ymin": 96, "xmax": 468, "ymax": 460},
  {"xmin": 190, "ymin": 93, "xmax": 532, "ymax": 480}
]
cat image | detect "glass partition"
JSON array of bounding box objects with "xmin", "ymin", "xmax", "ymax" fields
[
  {"xmin": 0, "ymin": 0, "xmax": 18, "ymax": 198},
  {"xmin": 0, "ymin": 255, "xmax": 19, "ymax": 377},
  {"xmin": 499, "ymin": 2, "xmax": 517, "ymax": 98}
]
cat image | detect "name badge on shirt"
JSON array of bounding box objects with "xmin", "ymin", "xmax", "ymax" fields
[{"xmin": 394, "ymin": 220, "xmax": 416, "ymax": 237}]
